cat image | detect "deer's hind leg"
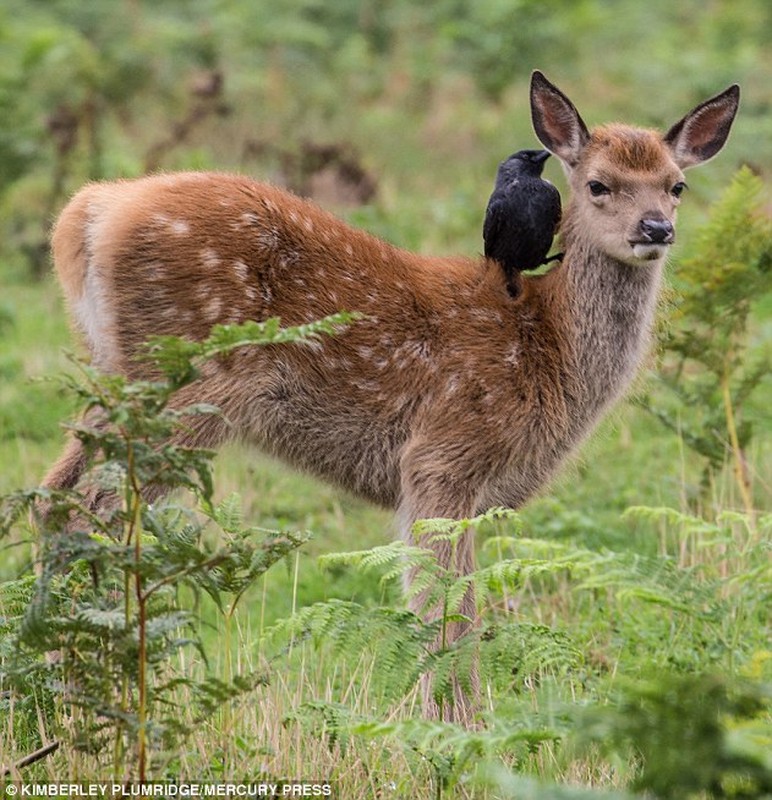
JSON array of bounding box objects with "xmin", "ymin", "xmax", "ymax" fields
[{"xmin": 38, "ymin": 381, "xmax": 233, "ymax": 535}]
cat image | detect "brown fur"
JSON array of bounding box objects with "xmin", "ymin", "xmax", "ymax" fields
[
  {"xmin": 43, "ymin": 72, "xmax": 739, "ymax": 724},
  {"xmin": 585, "ymin": 125, "xmax": 674, "ymax": 174}
]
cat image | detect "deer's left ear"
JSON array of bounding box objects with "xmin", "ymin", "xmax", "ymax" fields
[{"xmin": 664, "ymin": 85, "xmax": 740, "ymax": 169}]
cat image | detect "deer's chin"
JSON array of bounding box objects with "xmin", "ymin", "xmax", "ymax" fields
[{"xmin": 630, "ymin": 242, "xmax": 670, "ymax": 262}]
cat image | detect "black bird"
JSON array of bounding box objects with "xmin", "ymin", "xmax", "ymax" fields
[{"xmin": 483, "ymin": 149, "xmax": 562, "ymax": 292}]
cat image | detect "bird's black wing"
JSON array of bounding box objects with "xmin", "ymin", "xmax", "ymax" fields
[{"xmin": 482, "ymin": 197, "xmax": 509, "ymax": 260}]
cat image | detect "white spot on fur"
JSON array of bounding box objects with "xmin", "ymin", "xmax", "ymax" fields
[
  {"xmin": 258, "ymin": 228, "xmax": 279, "ymax": 250},
  {"xmin": 233, "ymin": 260, "xmax": 249, "ymax": 281},
  {"xmin": 201, "ymin": 248, "xmax": 221, "ymax": 269},
  {"xmin": 357, "ymin": 346, "xmax": 373, "ymax": 360},
  {"xmin": 279, "ymin": 250, "xmax": 300, "ymax": 267},
  {"xmin": 303, "ymin": 217, "xmax": 314, "ymax": 232},
  {"xmin": 245, "ymin": 286, "xmax": 257, "ymax": 301},
  {"xmin": 289, "ymin": 211, "xmax": 299, "ymax": 224},
  {"xmin": 444, "ymin": 375, "xmax": 461, "ymax": 396},
  {"xmin": 354, "ymin": 378, "xmax": 381, "ymax": 392},
  {"xmin": 345, "ymin": 243, "xmax": 354, "ymax": 256},
  {"xmin": 170, "ymin": 220, "xmax": 190, "ymax": 235},
  {"xmin": 206, "ymin": 297, "xmax": 223, "ymax": 319},
  {"xmin": 396, "ymin": 340, "xmax": 431, "ymax": 361},
  {"xmin": 144, "ymin": 261, "xmax": 165, "ymax": 280}
]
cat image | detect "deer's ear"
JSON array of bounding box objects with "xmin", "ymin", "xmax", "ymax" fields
[
  {"xmin": 664, "ymin": 84, "xmax": 740, "ymax": 169},
  {"xmin": 530, "ymin": 71, "xmax": 590, "ymax": 169}
]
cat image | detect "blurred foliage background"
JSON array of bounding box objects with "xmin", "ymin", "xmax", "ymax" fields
[{"xmin": 0, "ymin": 0, "xmax": 770, "ymax": 279}]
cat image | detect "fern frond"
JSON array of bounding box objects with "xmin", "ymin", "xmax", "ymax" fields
[
  {"xmin": 411, "ymin": 507, "xmax": 522, "ymax": 545},
  {"xmin": 318, "ymin": 540, "xmax": 434, "ymax": 581}
]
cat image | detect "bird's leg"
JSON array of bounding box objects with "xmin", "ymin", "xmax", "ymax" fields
[{"xmin": 539, "ymin": 251, "xmax": 565, "ymax": 266}]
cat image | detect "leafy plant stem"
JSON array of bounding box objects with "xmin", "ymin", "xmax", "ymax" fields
[
  {"xmin": 127, "ymin": 439, "xmax": 148, "ymax": 780},
  {"xmin": 117, "ymin": 564, "xmax": 131, "ymax": 781},
  {"xmin": 720, "ymin": 366, "xmax": 755, "ymax": 529}
]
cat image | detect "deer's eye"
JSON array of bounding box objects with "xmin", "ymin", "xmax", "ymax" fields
[
  {"xmin": 671, "ymin": 181, "xmax": 687, "ymax": 198},
  {"xmin": 588, "ymin": 180, "xmax": 611, "ymax": 197}
]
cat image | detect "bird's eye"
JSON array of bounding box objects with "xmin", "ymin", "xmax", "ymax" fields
[
  {"xmin": 671, "ymin": 181, "xmax": 687, "ymax": 198},
  {"xmin": 588, "ymin": 180, "xmax": 611, "ymax": 197}
]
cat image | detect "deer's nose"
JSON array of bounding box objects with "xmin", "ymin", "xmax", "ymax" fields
[{"xmin": 639, "ymin": 217, "xmax": 674, "ymax": 244}]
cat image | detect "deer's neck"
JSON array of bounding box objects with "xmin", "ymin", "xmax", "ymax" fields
[{"xmin": 547, "ymin": 239, "xmax": 663, "ymax": 421}]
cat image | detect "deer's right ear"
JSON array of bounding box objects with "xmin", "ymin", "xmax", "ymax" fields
[{"xmin": 530, "ymin": 71, "xmax": 590, "ymax": 169}]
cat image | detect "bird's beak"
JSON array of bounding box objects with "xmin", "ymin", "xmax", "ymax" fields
[{"xmin": 535, "ymin": 150, "xmax": 551, "ymax": 164}]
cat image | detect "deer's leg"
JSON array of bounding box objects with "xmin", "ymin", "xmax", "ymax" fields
[
  {"xmin": 42, "ymin": 433, "xmax": 90, "ymax": 494},
  {"xmin": 38, "ymin": 384, "xmax": 233, "ymax": 534},
  {"xmin": 398, "ymin": 439, "xmax": 484, "ymax": 725},
  {"xmin": 35, "ymin": 406, "xmax": 106, "ymax": 537}
]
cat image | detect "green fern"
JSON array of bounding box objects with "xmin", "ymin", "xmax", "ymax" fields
[
  {"xmin": 480, "ymin": 622, "xmax": 583, "ymax": 694},
  {"xmin": 0, "ymin": 314, "xmax": 346, "ymax": 778},
  {"xmin": 266, "ymin": 599, "xmax": 437, "ymax": 703},
  {"xmin": 641, "ymin": 166, "xmax": 772, "ymax": 496}
]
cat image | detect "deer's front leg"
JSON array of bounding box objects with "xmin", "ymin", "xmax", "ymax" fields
[{"xmin": 398, "ymin": 438, "xmax": 484, "ymax": 725}]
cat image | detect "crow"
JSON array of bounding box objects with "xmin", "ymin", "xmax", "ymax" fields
[{"xmin": 483, "ymin": 149, "xmax": 562, "ymax": 293}]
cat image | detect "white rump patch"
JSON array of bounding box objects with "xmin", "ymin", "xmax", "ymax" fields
[{"xmin": 74, "ymin": 263, "xmax": 118, "ymax": 370}]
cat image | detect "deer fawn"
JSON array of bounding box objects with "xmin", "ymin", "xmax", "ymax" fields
[{"xmin": 44, "ymin": 71, "xmax": 739, "ymax": 723}]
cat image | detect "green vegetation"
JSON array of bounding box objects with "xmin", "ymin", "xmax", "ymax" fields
[{"xmin": 1, "ymin": 0, "xmax": 770, "ymax": 796}]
